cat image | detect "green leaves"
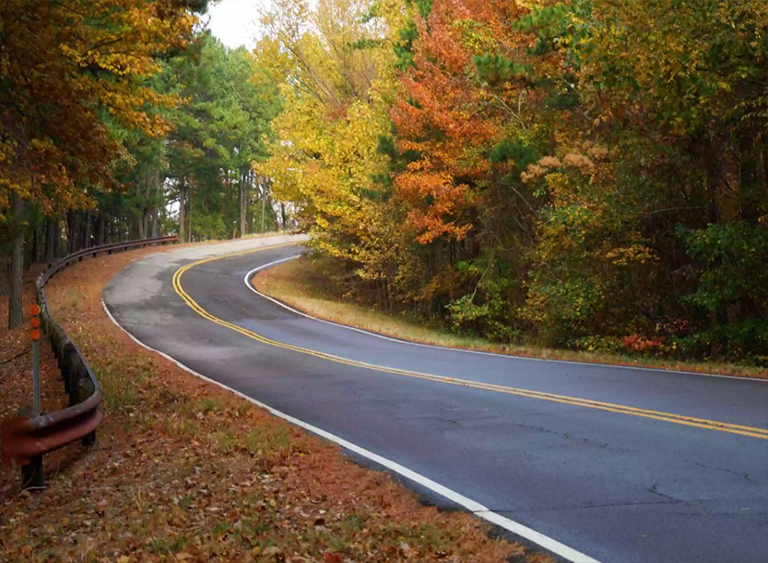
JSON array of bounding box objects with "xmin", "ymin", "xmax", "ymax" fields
[
  {"xmin": 473, "ymin": 54, "xmax": 530, "ymax": 86},
  {"xmin": 680, "ymin": 223, "xmax": 768, "ymax": 314}
]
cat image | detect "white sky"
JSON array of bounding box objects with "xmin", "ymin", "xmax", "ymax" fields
[{"xmin": 207, "ymin": 0, "xmax": 268, "ymax": 50}]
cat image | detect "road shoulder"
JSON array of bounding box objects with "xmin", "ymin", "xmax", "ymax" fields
[{"xmin": 252, "ymin": 256, "xmax": 768, "ymax": 380}]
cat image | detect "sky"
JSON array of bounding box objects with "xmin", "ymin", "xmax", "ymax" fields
[{"xmin": 206, "ymin": 0, "xmax": 266, "ymax": 51}]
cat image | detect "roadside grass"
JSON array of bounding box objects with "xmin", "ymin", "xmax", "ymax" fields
[
  {"xmin": 0, "ymin": 243, "xmax": 549, "ymax": 563},
  {"xmin": 253, "ymin": 256, "xmax": 768, "ymax": 380}
]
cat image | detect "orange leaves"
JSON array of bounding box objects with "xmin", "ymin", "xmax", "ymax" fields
[
  {"xmin": 390, "ymin": 0, "xmax": 538, "ymax": 244},
  {"xmin": 395, "ymin": 167, "xmax": 475, "ymax": 243}
]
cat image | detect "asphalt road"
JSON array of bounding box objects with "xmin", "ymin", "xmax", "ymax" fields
[{"xmin": 103, "ymin": 237, "xmax": 768, "ymax": 563}]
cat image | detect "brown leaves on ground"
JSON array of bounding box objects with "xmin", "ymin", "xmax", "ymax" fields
[
  {"xmin": 0, "ymin": 246, "xmax": 551, "ymax": 563},
  {"xmin": 0, "ymin": 268, "xmax": 69, "ymax": 423}
]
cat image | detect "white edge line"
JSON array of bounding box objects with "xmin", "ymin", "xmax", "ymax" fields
[
  {"xmin": 100, "ymin": 299, "xmax": 601, "ymax": 563},
  {"xmin": 245, "ymin": 256, "xmax": 766, "ymax": 383}
]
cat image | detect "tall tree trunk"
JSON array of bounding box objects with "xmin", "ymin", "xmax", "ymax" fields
[
  {"xmin": 45, "ymin": 218, "xmax": 56, "ymax": 263},
  {"xmin": 66, "ymin": 210, "xmax": 77, "ymax": 253},
  {"xmin": 53, "ymin": 218, "xmax": 61, "ymax": 258},
  {"xmin": 8, "ymin": 193, "xmax": 25, "ymax": 329},
  {"xmin": 143, "ymin": 169, "xmax": 152, "ymax": 238},
  {"xmin": 96, "ymin": 213, "xmax": 106, "ymax": 246},
  {"xmin": 29, "ymin": 223, "xmax": 40, "ymax": 265},
  {"xmin": 280, "ymin": 202, "xmax": 286, "ymax": 231},
  {"xmin": 78, "ymin": 212, "xmax": 86, "ymax": 250},
  {"xmin": 0, "ymin": 255, "xmax": 7, "ymax": 298},
  {"xmin": 137, "ymin": 178, "xmax": 146, "ymax": 239},
  {"xmin": 187, "ymin": 187, "xmax": 193, "ymax": 242},
  {"xmin": 249, "ymin": 170, "xmax": 254, "ymax": 234},
  {"xmin": 151, "ymin": 167, "xmax": 160, "ymax": 237},
  {"xmin": 37, "ymin": 223, "xmax": 45, "ymax": 262},
  {"xmin": 178, "ymin": 176, "xmax": 187, "ymax": 243},
  {"xmin": 262, "ymin": 195, "xmax": 267, "ymax": 233},
  {"xmin": 83, "ymin": 211, "xmax": 92, "ymax": 249},
  {"xmin": 137, "ymin": 209, "xmax": 146, "ymax": 239},
  {"xmin": 239, "ymin": 169, "xmax": 248, "ymax": 238}
]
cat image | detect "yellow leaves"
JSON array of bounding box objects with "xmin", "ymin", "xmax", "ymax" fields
[
  {"xmin": 258, "ymin": 52, "xmax": 392, "ymax": 251},
  {"xmin": 603, "ymin": 245, "xmax": 656, "ymax": 267},
  {"xmin": 452, "ymin": 19, "xmax": 496, "ymax": 54},
  {"xmin": 0, "ymin": 0, "xmax": 197, "ymax": 213}
]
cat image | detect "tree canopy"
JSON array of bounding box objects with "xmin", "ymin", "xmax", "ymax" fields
[
  {"xmin": 255, "ymin": 0, "xmax": 768, "ymax": 364},
  {"xmin": 2, "ymin": 0, "xmax": 766, "ymax": 364}
]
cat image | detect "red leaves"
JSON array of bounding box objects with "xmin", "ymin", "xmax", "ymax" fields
[{"xmin": 622, "ymin": 334, "xmax": 666, "ymax": 355}]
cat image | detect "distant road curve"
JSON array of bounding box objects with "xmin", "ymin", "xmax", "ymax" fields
[{"xmin": 104, "ymin": 237, "xmax": 768, "ymax": 563}]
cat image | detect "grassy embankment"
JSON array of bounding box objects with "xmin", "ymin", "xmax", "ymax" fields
[
  {"xmin": 0, "ymin": 243, "xmax": 548, "ymax": 563},
  {"xmin": 253, "ymin": 256, "xmax": 767, "ymax": 380}
]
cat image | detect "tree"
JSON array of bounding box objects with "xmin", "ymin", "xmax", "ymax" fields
[
  {"xmin": 256, "ymin": 0, "xmax": 405, "ymax": 273},
  {"xmin": 163, "ymin": 33, "xmax": 280, "ymax": 243},
  {"xmin": 266, "ymin": 0, "xmax": 768, "ymax": 363},
  {"xmin": 0, "ymin": 0, "xmax": 201, "ymax": 327}
]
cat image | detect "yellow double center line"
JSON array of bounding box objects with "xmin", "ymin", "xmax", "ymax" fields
[{"xmin": 172, "ymin": 244, "xmax": 768, "ymax": 441}]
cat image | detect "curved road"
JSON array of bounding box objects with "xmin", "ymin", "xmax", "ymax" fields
[{"xmin": 103, "ymin": 237, "xmax": 768, "ymax": 563}]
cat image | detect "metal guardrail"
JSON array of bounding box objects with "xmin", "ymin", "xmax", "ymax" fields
[{"xmin": 1, "ymin": 235, "xmax": 177, "ymax": 488}]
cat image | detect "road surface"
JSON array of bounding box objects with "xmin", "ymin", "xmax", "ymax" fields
[{"xmin": 103, "ymin": 237, "xmax": 768, "ymax": 563}]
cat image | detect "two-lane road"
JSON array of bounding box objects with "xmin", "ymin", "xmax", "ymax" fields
[{"xmin": 103, "ymin": 238, "xmax": 768, "ymax": 563}]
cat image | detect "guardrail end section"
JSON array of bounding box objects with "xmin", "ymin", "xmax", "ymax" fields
[
  {"xmin": 0, "ymin": 417, "xmax": 38, "ymax": 489},
  {"xmin": 2, "ymin": 418, "xmax": 45, "ymax": 490}
]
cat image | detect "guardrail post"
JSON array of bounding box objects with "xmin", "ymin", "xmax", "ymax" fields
[
  {"xmin": 17, "ymin": 406, "xmax": 45, "ymax": 490},
  {"xmin": 62, "ymin": 343, "xmax": 78, "ymax": 405},
  {"xmin": 22, "ymin": 456, "xmax": 44, "ymax": 490},
  {"xmin": 82, "ymin": 429, "xmax": 97, "ymax": 447},
  {"xmin": 77, "ymin": 369, "xmax": 97, "ymax": 447},
  {"xmin": 30, "ymin": 305, "xmax": 42, "ymax": 415}
]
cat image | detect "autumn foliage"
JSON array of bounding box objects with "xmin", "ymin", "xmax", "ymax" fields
[
  {"xmin": 260, "ymin": 0, "xmax": 768, "ymax": 364},
  {"xmin": 1, "ymin": 1, "xmax": 282, "ymax": 329},
  {"xmin": 0, "ymin": 0, "xmax": 203, "ymax": 327},
  {"xmin": 0, "ymin": 0, "xmax": 197, "ymax": 214},
  {"xmin": 2, "ymin": 0, "xmax": 766, "ymax": 361}
]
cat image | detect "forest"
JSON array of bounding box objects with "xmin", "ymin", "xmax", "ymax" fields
[
  {"xmin": 2, "ymin": 0, "xmax": 767, "ymax": 365},
  {"xmin": 0, "ymin": 0, "xmax": 282, "ymax": 328}
]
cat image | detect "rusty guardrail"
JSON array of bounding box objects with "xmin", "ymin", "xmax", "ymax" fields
[{"xmin": 1, "ymin": 235, "xmax": 177, "ymax": 488}]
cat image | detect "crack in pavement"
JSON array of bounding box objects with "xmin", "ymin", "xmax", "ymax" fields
[{"xmin": 690, "ymin": 459, "xmax": 754, "ymax": 481}]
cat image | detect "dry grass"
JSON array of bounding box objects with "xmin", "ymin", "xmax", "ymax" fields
[
  {"xmin": 0, "ymin": 244, "xmax": 549, "ymax": 563},
  {"xmin": 253, "ymin": 257, "xmax": 768, "ymax": 380}
]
